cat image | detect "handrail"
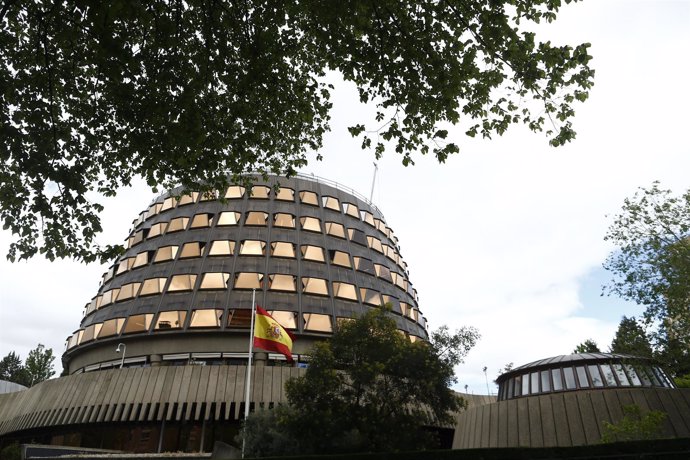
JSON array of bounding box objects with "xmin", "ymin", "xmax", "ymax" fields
[{"xmin": 292, "ymin": 172, "xmax": 384, "ymax": 217}]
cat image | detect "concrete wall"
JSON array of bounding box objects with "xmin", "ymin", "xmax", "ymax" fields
[{"xmin": 453, "ymin": 387, "xmax": 690, "ymax": 448}]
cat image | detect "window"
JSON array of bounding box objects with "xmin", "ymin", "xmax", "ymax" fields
[
  {"xmin": 250, "ymin": 185, "xmax": 270, "ymax": 199},
  {"xmin": 600, "ymin": 364, "xmax": 618, "ymax": 386},
  {"xmin": 299, "ymin": 190, "xmax": 318, "ymax": 206},
  {"xmin": 333, "ymin": 282, "xmax": 357, "ymax": 301},
  {"xmin": 179, "ymin": 242, "xmax": 204, "ymax": 258},
  {"xmin": 160, "ymin": 197, "xmax": 176, "ymax": 212},
  {"xmin": 325, "ymin": 222, "xmax": 346, "ymax": 239},
  {"xmin": 275, "ymin": 187, "xmax": 294, "ymax": 201},
  {"xmin": 367, "ymin": 236, "xmax": 384, "ymax": 253},
  {"xmin": 575, "ymin": 366, "xmax": 590, "ymax": 388},
  {"xmin": 100, "ymin": 289, "xmax": 119, "ymax": 306},
  {"xmin": 329, "ymin": 250, "xmax": 351, "ymax": 268},
  {"xmin": 530, "ymin": 372, "xmax": 539, "ymax": 394},
  {"xmin": 269, "ymin": 274, "xmax": 296, "ymax": 291},
  {"xmin": 271, "ymin": 242, "xmax": 295, "ymax": 258},
  {"xmin": 245, "ymin": 211, "xmax": 268, "ymax": 226},
  {"xmin": 140, "ymin": 278, "xmax": 167, "ymax": 296},
  {"xmin": 234, "ymin": 272, "xmax": 264, "ymax": 289},
  {"xmin": 348, "ymin": 228, "xmax": 367, "ymax": 246},
  {"xmin": 353, "ymin": 257, "xmax": 375, "ymax": 275},
  {"xmin": 167, "ymin": 217, "xmax": 189, "ymax": 233},
  {"xmin": 374, "ymin": 218, "xmax": 386, "ymax": 233},
  {"xmin": 521, "ymin": 374, "xmax": 530, "ymax": 395},
  {"xmin": 191, "ymin": 213, "xmax": 213, "ymax": 228},
  {"xmin": 268, "ymin": 311, "xmax": 297, "ymax": 329},
  {"xmin": 176, "ymin": 192, "xmax": 199, "ymax": 206},
  {"xmin": 563, "ymin": 367, "xmax": 577, "ymax": 389},
  {"xmin": 322, "ymin": 196, "xmax": 340, "ymax": 211},
  {"xmin": 300, "ymin": 216, "xmax": 322, "ymax": 233},
  {"xmin": 301, "ymin": 245, "xmax": 325, "ymax": 262},
  {"xmin": 145, "ymin": 203, "xmax": 162, "ymax": 219},
  {"xmin": 98, "ymin": 318, "xmax": 125, "ymax": 338},
  {"xmin": 199, "ymin": 272, "xmax": 230, "ymax": 290},
  {"xmin": 624, "ymin": 364, "xmax": 642, "ymax": 386},
  {"xmin": 155, "ymin": 311, "xmax": 187, "ymax": 330},
  {"xmin": 304, "ymin": 313, "xmax": 332, "ymax": 332},
  {"xmin": 228, "ymin": 309, "xmax": 252, "ymax": 327},
  {"xmin": 273, "ymin": 213, "xmax": 295, "ymax": 228},
  {"xmin": 189, "ymin": 309, "xmax": 223, "ymax": 328},
  {"xmin": 540, "ymin": 370, "xmax": 551, "ymax": 392},
  {"xmin": 342, "ymin": 203, "xmax": 359, "ymax": 218},
  {"xmin": 116, "ymin": 257, "xmax": 135, "ymax": 275},
  {"xmin": 102, "ymin": 267, "xmax": 114, "ymax": 283},
  {"xmin": 513, "ymin": 376, "xmax": 522, "ymax": 398},
  {"xmin": 361, "ymin": 211, "xmax": 375, "ymax": 226},
  {"xmin": 168, "ymin": 274, "xmax": 197, "ymax": 292},
  {"xmin": 132, "ymin": 251, "xmax": 150, "ymax": 269},
  {"xmin": 302, "ymin": 277, "xmax": 328, "ymax": 296},
  {"xmin": 81, "ymin": 323, "xmax": 102, "ymax": 343},
  {"xmin": 588, "ymin": 365, "xmax": 605, "ymax": 387},
  {"xmin": 360, "ymin": 288, "xmax": 381, "ymax": 306},
  {"xmin": 148, "ymin": 222, "xmax": 168, "ymax": 238},
  {"xmin": 240, "ymin": 240, "xmax": 266, "ymax": 256},
  {"xmin": 116, "ymin": 282, "xmax": 141, "ymax": 301},
  {"xmin": 154, "ymin": 246, "xmax": 179, "ymax": 263},
  {"xmin": 217, "ymin": 211, "xmax": 240, "ymax": 226},
  {"xmin": 225, "ymin": 185, "xmax": 246, "ymax": 199},
  {"xmin": 200, "ymin": 190, "xmax": 218, "ymax": 201},
  {"xmin": 123, "ymin": 314, "xmax": 153, "ymax": 334},
  {"xmin": 208, "ymin": 240, "xmax": 235, "ymax": 256},
  {"xmin": 374, "ymin": 264, "xmax": 393, "ymax": 282},
  {"xmin": 551, "ymin": 369, "xmax": 564, "ymax": 391}
]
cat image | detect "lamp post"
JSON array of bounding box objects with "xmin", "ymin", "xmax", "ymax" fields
[{"xmin": 116, "ymin": 343, "xmax": 126, "ymax": 369}]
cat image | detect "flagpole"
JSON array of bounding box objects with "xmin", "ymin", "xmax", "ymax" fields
[{"xmin": 242, "ymin": 288, "xmax": 257, "ymax": 459}]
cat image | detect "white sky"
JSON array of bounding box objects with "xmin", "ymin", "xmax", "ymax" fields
[{"xmin": 1, "ymin": 0, "xmax": 689, "ymax": 394}]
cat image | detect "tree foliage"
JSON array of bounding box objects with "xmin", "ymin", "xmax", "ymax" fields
[
  {"xmin": 0, "ymin": 351, "xmax": 28, "ymax": 386},
  {"xmin": 609, "ymin": 316, "xmax": 653, "ymax": 358},
  {"xmin": 1, "ymin": 1, "xmax": 594, "ymax": 262},
  {"xmin": 242, "ymin": 307, "xmax": 479, "ymax": 456},
  {"xmin": 0, "ymin": 345, "xmax": 55, "ymax": 387},
  {"xmin": 600, "ymin": 404, "xmax": 667, "ymax": 444},
  {"xmin": 573, "ymin": 339, "xmax": 600, "ymax": 354}
]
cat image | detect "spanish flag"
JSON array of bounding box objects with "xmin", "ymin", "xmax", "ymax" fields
[{"xmin": 253, "ymin": 306, "xmax": 296, "ymax": 363}]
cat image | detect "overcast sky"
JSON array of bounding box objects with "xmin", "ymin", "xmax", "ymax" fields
[{"xmin": 1, "ymin": 0, "xmax": 689, "ymax": 394}]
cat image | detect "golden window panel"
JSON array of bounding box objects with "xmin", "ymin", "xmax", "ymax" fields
[
  {"xmin": 228, "ymin": 309, "xmax": 252, "ymax": 327},
  {"xmin": 189, "ymin": 309, "xmax": 223, "ymax": 328},
  {"xmin": 116, "ymin": 257, "xmax": 135, "ymax": 275},
  {"xmin": 333, "ymin": 282, "xmax": 358, "ymax": 301},
  {"xmin": 300, "ymin": 216, "xmax": 322, "ymax": 233},
  {"xmin": 301, "ymin": 245, "xmax": 325, "ymax": 262},
  {"xmin": 374, "ymin": 218, "xmax": 386, "ymax": 233},
  {"xmin": 273, "ymin": 213, "xmax": 296, "ymax": 228},
  {"xmin": 154, "ymin": 245, "xmax": 179, "ymax": 263},
  {"xmin": 325, "ymin": 221, "xmax": 346, "ymax": 238},
  {"xmin": 132, "ymin": 251, "xmax": 150, "ymax": 269},
  {"xmin": 302, "ymin": 277, "xmax": 328, "ymax": 296},
  {"xmin": 360, "ymin": 288, "xmax": 382, "ymax": 306},
  {"xmin": 299, "ymin": 190, "xmax": 318, "ymax": 206},
  {"xmin": 199, "ymin": 272, "xmax": 230, "ymax": 290},
  {"xmin": 67, "ymin": 331, "xmax": 82, "ymax": 349},
  {"xmin": 275, "ymin": 187, "xmax": 295, "ymax": 201},
  {"xmin": 367, "ymin": 236, "xmax": 384, "ymax": 253},
  {"xmin": 225, "ymin": 185, "xmax": 246, "ymax": 199},
  {"xmin": 80, "ymin": 323, "xmax": 102, "ymax": 343},
  {"xmin": 347, "ymin": 228, "xmax": 367, "ymax": 246},
  {"xmin": 250, "ymin": 185, "xmax": 270, "ymax": 199},
  {"xmin": 304, "ymin": 313, "xmax": 332, "ymax": 332},
  {"xmin": 145, "ymin": 203, "xmax": 162, "ymax": 219},
  {"xmin": 375, "ymin": 264, "xmax": 393, "ymax": 282},
  {"xmin": 168, "ymin": 274, "xmax": 197, "ymax": 292},
  {"xmin": 330, "ymin": 250, "xmax": 351, "ymax": 268},
  {"xmin": 240, "ymin": 240, "xmax": 266, "ymax": 256},
  {"xmin": 160, "ymin": 197, "xmax": 176, "ymax": 212},
  {"xmin": 176, "ymin": 191, "xmax": 199, "ymax": 206},
  {"xmin": 268, "ymin": 310, "xmax": 297, "ymax": 329},
  {"xmin": 98, "ymin": 318, "xmax": 125, "ymax": 338},
  {"xmin": 217, "ymin": 211, "xmax": 241, "ymax": 226},
  {"xmin": 208, "ymin": 240, "xmax": 235, "ymax": 256},
  {"xmin": 322, "ymin": 195, "xmax": 340, "ymax": 211},
  {"xmin": 116, "ymin": 282, "xmax": 141, "ymax": 302},
  {"xmin": 155, "ymin": 311, "xmax": 187, "ymax": 330},
  {"xmin": 269, "ymin": 274, "xmax": 297, "ymax": 292},
  {"xmin": 147, "ymin": 222, "xmax": 168, "ymax": 238},
  {"xmin": 167, "ymin": 217, "xmax": 189, "ymax": 233},
  {"xmin": 245, "ymin": 211, "xmax": 268, "ymax": 226},
  {"xmin": 353, "ymin": 257, "xmax": 375, "ymax": 274},
  {"xmin": 102, "ymin": 267, "xmax": 114, "ymax": 284},
  {"xmin": 271, "ymin": 242, "xmax": 295, "ymax": 258},
  {"xmin": 234, "ymin": 272, "xmax": 264, "ymax": 289},
  {"xmin": 100, "ymin": 289, "xmax": 119, "ymax": 307},
  {"xmin": 361, "ymin": 211, "xmax": 375, "ymax": 226},
  {"xmin": 179, "ymin": 242, "xmax": 204, "ymax": 259},
  {"xmin": 342, "ymin": 202, "xmax": 360, "ymax": 218},
  {"xmin": 190, "ymin": 213, "xmax": 214, "ymax": 228},
  {"xmin": 130, "ymin": 229, "xmax": 145, "ymax": 246},
  {"xmin": 122, "ymin": 314, "xmax": 153, "ymax": 334}
]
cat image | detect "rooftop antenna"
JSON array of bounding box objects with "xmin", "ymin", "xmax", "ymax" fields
[{"xmin": 369, "ymin": 162, "xmax": 378, "ymax": 203}]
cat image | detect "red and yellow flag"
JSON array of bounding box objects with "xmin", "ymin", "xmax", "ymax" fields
[{"xmin": 253, "ymin": 306, "xmax": 295, "ymax": 363}]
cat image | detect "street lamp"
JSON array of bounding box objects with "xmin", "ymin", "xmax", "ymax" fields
[{"xmin": 116, "ymin": 343, "xmax": 126, "ymax": 369}]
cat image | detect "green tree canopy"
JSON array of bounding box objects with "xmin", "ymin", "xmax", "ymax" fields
[
  {"xmin": 0, "ymin": 351, "xmax": 28, "ymax": 386},
  {"xmin": 1, "ymin": 1, "xmax": 594, "ymax": 263},
  {"xmin": 609, "ymin": 316, "xmax": 653, "ymax": 358},
  {"xmin": 573, "ymin": 339, "xmax": 600, "ymax": 354},
  {"xmin": 242, "ymin": 307, "xmax": 480, "ymax": 456},
  {"xmin": 24, "ymin": 344, "xmax": 56, "ymax": 385}
]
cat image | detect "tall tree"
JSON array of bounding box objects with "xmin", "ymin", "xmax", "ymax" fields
[
  {"xmin": 573, "ymin": 339, "xmax": 600, "ymax": 354},
  {"xmin": 1, "ymin": 1, "xmax": 594, "ymax": 263},
  {"xmin": 0, "ymin": 351, "xmax": 28, "ymax": 386},
  {"xmin": 242, "ymin": 307, "xmax": 480, "ymax": 455},
  {"xmin": 603, "ymin": 183, "xmax": 690, "ymax": 363},
  {"xmin": 610, "ymin": 316, "xmax": 653, "ymax": 358},
  {"xmin": 23, "ymin": 344, "xmax": 55, "ymax": 385}
]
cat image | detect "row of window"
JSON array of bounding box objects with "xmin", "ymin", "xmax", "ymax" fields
[
  {"xmin": 133, "ymin": 186, "xmax": 399, "ymax": 244},
  {"xmin": 68, "ymin": 309, "xmax": 424, "ymax": 349},
  {"xmin": 86, "ymin": 273, "xmax": 422, "ymax": 322},
  {"xmin": 498, "ymin": 363, "xmax": 675, "ymax": 400}
]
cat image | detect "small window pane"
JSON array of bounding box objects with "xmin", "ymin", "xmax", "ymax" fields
[
  {"xmin": 540, "ymin": 370, "xmax": 551, "ymax": 392},
  {"xmin": 360, "ymin": 288, "xmax": 381, "ymax": 306},
  {"xmin": 271, "ymin": 242, "xmax": 295, "ymax": 258},
  {"xmin": 325, "ymin": 222, "xmax": 346, "ymax": 238},
  {"xmin": 167, "ymin": 217, "xmax": 189, "ymax": 233},
  {"xmin": 140, "ymin": 278, "xmax": 167, "ymax": 296},
  {"xmin": 375, "ymin": 264, "xmax": 393, "ymax": 282},
  {"xmin": 189, "ymin": 309, "xmax": 223, "ymax": 328},
  {"xmin": 148, "ymin": 222, "xmax": 167, "ymax": 238},
  {"xmin": 225, "ymin": 186, "xmax": 246, "ymax": 199},
  {"xmin": 240, "ymin": 240, "xmax": 266, "ymax": 256},
  {"xmin": 600, "ymin": 364, "xmax": 618, "ymax": 387},
  {"xmin": 333, "ymin": 282, "xmax": 357, "ymax": 301},
  {"xmin": 624, "ymin": 364, "xmax": 642, "ymax": 386},
  {"xmin": 101, "ymin": 289, "xmax": 118, "ymax": 306},
  {"xmin": 123, "ymin": 314, "xmax": 153, "ymax": 334},
  {"xmin": 551, "ymin": 369, "xmax": 564, "ymax": 391},
  {"xmin": 304, "ymin": 313, "xmax": 332, "ymax": 332},
  {"xmin": 299, "ymin": 190, "xmax": 318, "ymax": 206},
  {"xmin": 588, "ymin": 365, "xmax": 605, "ymax": 387},
  {"xmin": 160, "ymin": 197, "xmax": 176, "ymax": 211},
  {"xmin": 81, "ymin": 324, "xmax": 101, "ymax": 343},
  {"xmin": 269, "ymin": 274, "xmax": 296, "ymax": 292},
  {"xmin": 300, "ymin": 216, "xmax": 322, "ymax": 233},
  {"xmin": 246, "ymin": 212, "xmax": 268, "ymax": 226},
  {"xmin": 180, "ymin": 242, "xmax": 203, "ymax": 259},
  {"xmin": 301, "ymin": 245, "xmax": 325, "ymax": 262},
  {"xmin": 354, "ymin": 257, "xmax": 375, "ymax": 275},
  {"xmin": 613, "ymin": 364, "xmax": 630, "ymax": 386},
  {"xmin": 191, "ymin": 213, "xmax": 213, "ymax": 228},
  {"xmin": 199, "ymin": 272, "xmax": 230, "ymax": 290},
  {"xmin": 521, "ymin": 374, "xmax": 530, "ymax": 395},
  {"xmin": 132, "ymin": 252, "xmax": 149, "ymax": 269},
  {"xmin": 367, "ymin": 236, "xmax": 384, "ymax": 253},
  {"xmin": 155, "ymin": 311, "xmax": 187, "ymax": 330},
  {"xmin": 228, "ymin": 309, "xmax": 252, "ymax": 327},
  {"xmin": 273, "ymin": 213, "xmax": 295, "ymax": 228},
  {"xmin": 98, "ymin": 318, "xmax": 125, "ymax": 338},
  {"xmin": 168, "ymin": 274, "xmax": 197, "ymax": 292},
  {"xmin": 234, "ymin": 272, "xmax": 264, "ymax": 289},
  {"xmin": 154, "ymin": 246, "xmax": 178, "ymax": 262},
  {"xmin": 217, "ymin": 212, "xmax": 240, "ymax": 226},
  {"xmin": 176, "ymin": 192, "xmax": 199, "ymax": 206},
  {"xmin": 322, "ymin": 196, "xmax": 340, "ymax": 211},
  {"xmin": 116, "ymin": 283, "xmax": 141, "ymax": 301},
  {"xmin": 530, "ymin": 372, "xmax": 539, "ymax": 394},
  {"xmin": 348, "ymin": 228, "xmax": 367, "ymax": 246},
  {"xmin": 361, "ymin": 211, "xmax": 375, "ymax": 226},
  {"xmin": 275, "ymin": 187, "xmax": 294, "ymax": 201},
  {"xmin": 208, "ymin": 240, "xmax": 235, "ymax": 256},
  {"xmin": 576, "ymin": 366, "xmax": 590, "ymax": 388},
  {"xmin": 250, "ymin": 185, "xmax": 270, "ymax": 199},
  {"xmin": 563, "ymin": 367, "xmax": 577, "ymax": 389},
  {"xmin": 513, "ymin": 375, "xmax": 522, "ymax": 398},
  {"xmin": 637, "ymin": 366, "xmax": 654, "ymax": 386},
  {"xmin": 268, "ymin": 311, "xmax": 297, "ymax": 329},
  {"xmin": 116, "ymin": 257, "xmax": 134, "ymax": 275},
  {"xmin": 343, "ymin": 203, "xmax": 359, "ymax": 218},
  {"xmin": 330, "ymin": 250, "xmax": 351, "ymax": 268},
  {"xmin": 302, "ymin": 277, "xmax": 328, "ymax": 296}
]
